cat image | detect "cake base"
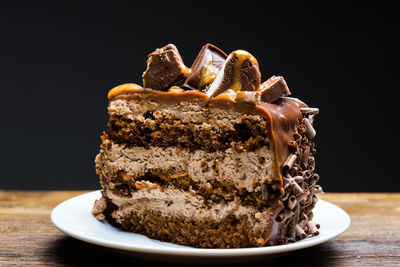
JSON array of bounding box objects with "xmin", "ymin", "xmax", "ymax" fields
[{"xmin": 93, "ymin": 187, "xmax": 282, "ymax": 248}]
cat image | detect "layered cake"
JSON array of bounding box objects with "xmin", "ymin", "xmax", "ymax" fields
[{"xmin": 92, "ymin": 43, "xmax": 322, "ymax": 248}]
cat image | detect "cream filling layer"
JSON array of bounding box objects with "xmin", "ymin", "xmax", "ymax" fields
[{"xmin": 96, "ymin": 141, "xmax": 276, "ymax": 193}]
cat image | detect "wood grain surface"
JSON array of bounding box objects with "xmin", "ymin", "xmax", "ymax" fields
[{"xmin": 0, "ymin": 191, "xmax": 399, "ymax": 266}]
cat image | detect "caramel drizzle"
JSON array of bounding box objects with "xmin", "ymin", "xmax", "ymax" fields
[
  {"xmin": 206, "ymin": 50, "xmax": 259, "ymax": 97},
  {"xmin": 230, "ymin": 50, "xmax": 259, "ymax": 92}
]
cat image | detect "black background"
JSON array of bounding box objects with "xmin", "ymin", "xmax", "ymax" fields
[{"xmin": 1, "ymin": 1, "xmax": 398, "ymax": 191}]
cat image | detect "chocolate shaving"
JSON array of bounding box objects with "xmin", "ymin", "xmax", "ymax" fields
[
  {"xmin": 313, "ymin": 185, "xmax": 323, "ymax": 194},
  {"xmin": 294, "ymin": 176, "xmax": 304, "ymax": 183},
  {"xmin": 297, "ymin": 191, "xmax": 308, "ymax": 203},
  {"xmin": 276, "ymin": 209, "xmax": 295, "ymax": 223},
  {"xmin": 301, "ymin": 146, "xmax": 310, "ymax": 167},
  {"xmin": 302, "ymin": 170, "xmax": 312, "ymax": 179},
  {"xmin": 283, "ymin": 154, "xmax": 297, "ymax": 171},
  {"xmin": 292, "ymin": 181, "xmax": 304, "ymax": 196},
  {"xmin": 288, "ymin": 195, "xmax": 297, "ymax": 209},
  {"xmin": 304, "ymin": 118, "xmax": 316, "ymax": 140},
  {"xmin": 307, "ymin": 221, "xmax": 320, "ymax": 236},
  {"xmin": 295, "ymin": 224, "xmax": 307, "ymax": 239},
  {"xmin": 293, "ymin": 133, "xmax": 302, "ymax": 142},
  {"xmin": 300, "ymin": 107, "xmax": 319, "ymax": 115}
]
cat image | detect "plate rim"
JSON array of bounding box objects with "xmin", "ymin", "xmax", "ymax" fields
[{"xmin": 51, "ymin": 190, "xmax": 351, "ymax": 257}]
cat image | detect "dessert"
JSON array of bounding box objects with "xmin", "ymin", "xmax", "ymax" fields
[{"xmin": 92, "ymin": 43, "xmax": 322, "ymax": 248}]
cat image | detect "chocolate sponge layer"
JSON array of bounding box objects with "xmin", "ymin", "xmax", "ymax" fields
[{"xmin": 107, "ymin": 97, "xmax": 270, "ymax": 152}]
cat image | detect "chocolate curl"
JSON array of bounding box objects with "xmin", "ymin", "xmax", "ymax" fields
[
  {"xmin": 276, "ymin": 209, "xmax": 294, "ymax": 223},
  {"xmin": 283, "ymin": 176, "xmax": 294, "ymax": 190},
  {"xmin": 300, "ymin": 107, "xmax": 319, "ymax": 115},
  {"xmin": 283, "ymin": 154, "xmax": 297, "ymax": 171},
  {"xmin": 299, "ymin": 219, "xmax": 307, "ymax": 229},
  {"xmin": 299, "ymin": 213, "xmax": 309, "ymax": 228},
  {"xmin": 293, "ymin": 132, "xmax": 302, "ymax": 142},
  {"xmin": 289, "ymin": 164, "xmax": 302, "ymax": 177},
  {"xmin": 309, "ymin": 173, "xmax": 320, "ymax": 186},
  {"xmin": 292, "ymin": 180, "xmax": 304, "ymax": 196},
  {"xmin": 288, "ymin": 195, "xmax": 297, "ymax": 210},
  {"xmin": 312, "ymin": 196, "xmax": 318, "ymax": 206},
  {"xmin": 304, "ymin": 118, "xmax": 316, "ymax": 140},
  {"xmin": 295, "ymin": 224, "xmax": 307, "ymax": 239},
  {"xmin": 314, "ymin": 185, "xmax": 324, "ymax": 194},
  {"xmin": 301, "ymin": 146, "xmax": 311, "ymax": 167},
  {"xmin": 298, "ymin": 124, "xmax": 306, "ymax": 134},
  {"xmin": 281, "ymin": 191, "xmax": 290, "ymax": 201},
  {"xmin": 297, "ymin": 190, "xmax": 309, "ymax": 203},
  {"xmin": 294, "ymin": 175, "xmax": 304, "ymax": 183},
  {"xmin": 289, "ymin": 223, "xmax": 297, "ymax": 240},
  {"xmin": 309, "ymin": 157, "xmax": 316, "ymax": 170},
  {"xmin": 307, "ymin": 221, "xmax": 320, "ymax": 236},
  {"xmin": 302, "ymin": 170, "xmax": 312, "ymax": 179}
]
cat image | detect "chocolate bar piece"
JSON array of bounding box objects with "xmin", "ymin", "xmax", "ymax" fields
[
  {"xmin": 182, "ymin": 43, "xmax": 227, "ymax": 91},
  {"xmin": 259, "ymin": 76, "xmax": 291, "ymax": 103},
  {"xmin": 206, "ymin": 50, "xmax": 261, "ymax": 98},
  {"xmin": 142, "ymin": 44, "xmax": 190, "ymax": 91},
  {"xmin": 235, "ymin": 91, "xmax": 260, "ymax": 105}
]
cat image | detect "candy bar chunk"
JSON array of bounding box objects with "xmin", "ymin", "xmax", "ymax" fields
[
  {"xmin": 142, "ymin": 44, "xmax": 190, "ymax": 91},
  {"xmin": 258, "ymin": 76, "xmax": 291, "ymax": 103},
  {"xmin": 235, "ymin": 91, "xmax": 261, "ymax": 105},
  {"xmin": 182, "ymin": 43, "xmax": 227, "ymax": 91},
  {"xmin": 206, "ymin": 50, "xmax": 261, "ymax": 98}
]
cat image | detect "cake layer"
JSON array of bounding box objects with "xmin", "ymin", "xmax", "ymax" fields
[
  {"xmin": 96, "ymin": 135, "xmax": 280, "ymax": 205},
  {"xmin": 107, "ymin": 96, "xmax": 270, "ymax": 152},
  {"xmin": 93, "ymin": 185, "xmax": 282, "ymax": 248}
]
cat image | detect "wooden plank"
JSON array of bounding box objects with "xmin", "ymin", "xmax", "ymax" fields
[{"xmin": 0, "ymin": 191, "xmax": 399, "ymax": 266}]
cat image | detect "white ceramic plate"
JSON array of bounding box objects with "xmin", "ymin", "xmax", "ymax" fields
[{"xmin": 51, "ymin": 190, "xmax": 350, "ymax": 260}]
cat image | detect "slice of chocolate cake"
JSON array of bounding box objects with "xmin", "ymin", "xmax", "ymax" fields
[{"xmin": 92, "ymin": 43, "xmax": 322, "ymax": 248}]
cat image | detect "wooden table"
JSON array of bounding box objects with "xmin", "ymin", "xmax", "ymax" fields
[{"xmin": 0, "ymin": 191, "xmax": 399, "ymax": 266}]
